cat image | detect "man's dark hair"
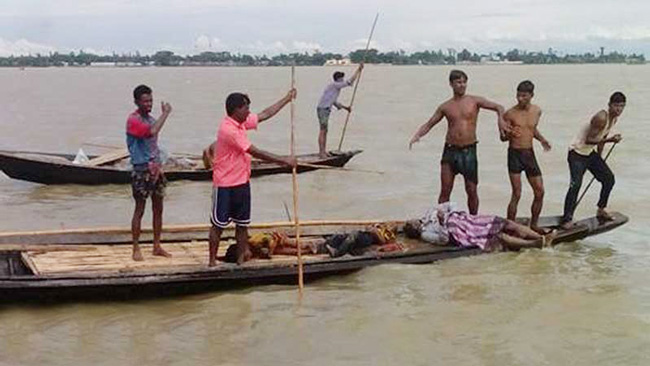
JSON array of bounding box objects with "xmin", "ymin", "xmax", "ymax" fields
[
  {"xmin": 333, "ymin": 71, "xmax": 345, "ymax": 81},
  {"xmin": 403, "ymin": 220, "xmax": 422, "ymax": 239},
  {"xmin": 226, "ymin": 92, "xmax": 251, "ymax": 116},
  {"xmin": 609, "ymin": 91, "xmax": 626, "ymax": 104},
  {"xmin": 133, "ymin": 84, "xmax": 152, "ymax": 101},
  {"xmin": 449, "ymin": 70, "xmax": 468, "ymax": 83},
  {"xmin": 517, "ymin": 80, "xmax": 535, "ymax": 93}
]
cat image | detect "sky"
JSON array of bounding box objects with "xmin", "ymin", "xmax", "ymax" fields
[{"xmin": 0, "ymin": 0, "xmax": 648, "ymax": 57}]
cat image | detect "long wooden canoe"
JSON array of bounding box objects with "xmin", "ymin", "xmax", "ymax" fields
[
  {"xmin": 0, "ymin": 149, "xmax": 362, "ymax": 185},
  {"xmin": 0, "ymin": 213, "xmax": 628, "ymax": 302}
]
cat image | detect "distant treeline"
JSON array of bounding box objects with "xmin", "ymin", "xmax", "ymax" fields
[{"xmin": 0, "ymin": 48, "xmax": 645, "ymax": 67}]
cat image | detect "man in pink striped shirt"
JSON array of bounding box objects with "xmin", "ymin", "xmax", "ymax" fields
[{"xmin": 209, "ymin": 90, "xmax": 297, "ymax": 266}]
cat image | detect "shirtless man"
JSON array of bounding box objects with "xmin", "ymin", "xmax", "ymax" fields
[
  {"xmin": 503, "ymin": 80, "xmax": 552, "ymax": 232},
  {"xmin": 560, "ymin": 92, "xmax": 625, "ymax": 228},
  {"xmin": 409, "ymin": 70, "xmax": 508, "ymax": 214}
]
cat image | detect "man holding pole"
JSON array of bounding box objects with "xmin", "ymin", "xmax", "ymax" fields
[
  {"xmin": 316, "ymin": 63, "xmax": 363, "ymax": 158},
  {"xmin": 208, "ymin": 90, "xmax": 297, "ymax": 267},
  {"xmin": 560, "ymin": 92, "xmax": 625, "ymax": 229}
]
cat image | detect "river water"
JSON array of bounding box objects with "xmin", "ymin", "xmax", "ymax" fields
[{"xmin": 0, "ymin": 65, "xmax": 648, "ymax": 365}]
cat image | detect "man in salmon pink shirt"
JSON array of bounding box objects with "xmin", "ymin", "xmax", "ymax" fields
[
  {"xmin": 209, "ymin": 90, "xmax": 297, "ymax": 266},
  {"xmin": 126, "ymin": 84, "xmax": 173, "ymax": 262}
]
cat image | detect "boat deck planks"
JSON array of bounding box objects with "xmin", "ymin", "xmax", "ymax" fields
[{"xmin": 24, "ymin": 240, "xmax": 330, "ymax": 276}]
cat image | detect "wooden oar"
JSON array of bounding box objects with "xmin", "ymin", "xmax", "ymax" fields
[
  {"xmin": 289, "ymin": 65, "xmax": 304, "ymax": 292},
  {"xmin": 337, "ymin": 12, "xmax": 380, "ymax": 151},
  {"xmin": 297, "ymin": 162, "xmax": 384, "ymax": 175},
  {"xmin": 575, "ymin": 142, "xmax": 618, "ymax": 209}
]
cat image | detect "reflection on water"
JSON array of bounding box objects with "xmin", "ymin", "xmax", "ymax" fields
[{"xmin": 1, "ymin": 65, "xmax": 650, "ymax": 365}]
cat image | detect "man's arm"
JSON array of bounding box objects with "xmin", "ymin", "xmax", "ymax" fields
[
  {"xmin": 347, "ymin": 63, "xmax": 364, "ymax": 85},
  {"xmin": 534, "ymin": 128, "xmax": 551, "ymax": 151},
  {"xmin": 151, "ymin": 102, "xmax": 172, "ymax": 135},
  {"xmin": 257, "ymin": 88, "xmax": 297, "ymax": 123},
  {"xmin": 476, "ymin": 97, "xmax": 508, "ymax": 138},
  {"xmin": 409, "ymin": 106, "xmax": 444, "ymax": 150},
  {"xmin": 248, "ymin": 145, "xmax": 297, "ymax": 167},
  {"xmin": 333, "ymin": 101, "xmax": 351, "ymax": 112}
]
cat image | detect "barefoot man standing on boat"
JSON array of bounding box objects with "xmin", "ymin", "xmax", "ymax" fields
[
  {"xmin": 560, "ymin": 92, "xmax": 625, "ymax": 228},
  {"xmin": 127, "ymin": 84, "xmax": 173, "ymax": 261},
  {"xmin": 208, "ymin": 91, "xmax": 297, "ymax": 267},
  {"xmin": 503, "ymin": 80, "xmax": 552, "ymax": 233},
  {"xmin": 316, "ymin": 63, "xmax": 363, "ymax": 158},
  {"xmin": 409, "ymin": 70, "xmax": 508, "ymax": 214}
]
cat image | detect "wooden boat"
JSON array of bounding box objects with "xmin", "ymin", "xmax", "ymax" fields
[
  {"xmin": 0, "ymin": 212, "xmax": 628, "ymax": 302},
  {"xmin": 0, "ymin": 149, "xmax": 362, "ymax": 185}
]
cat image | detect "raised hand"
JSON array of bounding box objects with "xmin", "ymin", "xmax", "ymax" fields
[{"xmin": 161, "ymin": 101, "xmax": 172, "ymax": 115}]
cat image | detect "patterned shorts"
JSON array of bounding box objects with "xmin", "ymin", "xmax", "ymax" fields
[
  {"xmin": 317, "ymin": 107, "xmax": 331, "ymax": 131},
  {"xmin": 131, "ymin": 169, "xmax": 166, "ymax": 200}
]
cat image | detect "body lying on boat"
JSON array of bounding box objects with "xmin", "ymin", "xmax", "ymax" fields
[
  {"xmin": 0, "ymin": 149, "xmax": 362, "ymax": 185},
  {"xmin": 0, "ymin": 212, "xmax": 628, "ymax": 302}
]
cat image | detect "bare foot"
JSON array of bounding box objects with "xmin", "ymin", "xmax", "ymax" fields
[
  {"xmin": 152, "ymin": 246, "xmax": 172, "ymax": 258},
  {"xmin": 318, "ymin": 153, "xmax": 328, "ymax": 159},
  {"xmin": 208, "ymin": 259, "xmax": 218, "ymax": 267},
  {"xmin": 597, "ymin": 208, "xmax": 614, "ymax": 221},
  {"xmin": 132, "ymin": 245, "xmax": 144, "ymax": 261},
  {"xmin": 560, "ymin": 220, "xmax": 574, "ymax": 230}
]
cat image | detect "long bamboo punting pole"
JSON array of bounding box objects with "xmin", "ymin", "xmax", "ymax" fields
[
  {"xmin": 290, "ymin": 65, "xmax": 304, "ymax": 292},
  {"xmin": 337, "ymin": 12, "xmax": 379, "ymax": 151}
]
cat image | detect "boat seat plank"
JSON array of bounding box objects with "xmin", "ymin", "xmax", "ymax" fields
[{"xmin": 86, "ymin": 148, "xmax": 130, "ymax": 166}]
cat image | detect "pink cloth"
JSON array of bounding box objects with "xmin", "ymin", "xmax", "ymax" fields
[
  {"xmin": 212, "ymin": 113, "xmax": 259, "ymax": 187},
  {"xmin": 446, "ymin": 211, "xmax": 506, "ymax": 250}
]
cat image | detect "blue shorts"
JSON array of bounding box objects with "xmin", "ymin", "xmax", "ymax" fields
[{"xmin": 210, "ymin": 183, "xmax": 251, "ymax": 228}]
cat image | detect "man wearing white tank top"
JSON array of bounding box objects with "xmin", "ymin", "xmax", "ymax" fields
[{"xmin": 560, "ymin": 92, "xmax": 626, "ymax": 229}]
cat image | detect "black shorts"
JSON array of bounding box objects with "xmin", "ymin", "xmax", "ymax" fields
[
  {"xmin": 441, "ymin": 142, "xmax": 478, "ymax": 184},
  {"xmin": 507, "ymin": 148, "xmax": 541, "ymax": 177},
  {"xmin": 211, "ymin": 182, "xmax": 251, "ymax": 228}
]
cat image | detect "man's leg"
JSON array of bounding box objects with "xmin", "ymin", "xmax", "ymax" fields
[
  {"xmin": 587, "ymin": 153, "xmax": 616, "ymax": 220},
  {"xmin": 438, "ymin": 163, "xmax": 456, "ymax": 205},
  {"xmin": 562, "ymin": 151, "xmax": 588, "ymax": 227},
  {"xmin": 503, "ymin": 219, "xmax": 542, "ymax": 240},
  {"xmin": 318, "ymin": 129, "xmax": 328, "ymax": 158},
  {"xmin": 151, "ymin": 194, "xmax": 171, "ymax": 257},
  {"xmin": 507, "ymin": 173, "xmax": 522, "ymax": 221},
  {"xmin": 208, "ymin": 225, "xmax": 222, "ymax": 267},
  {"xmin": 464, "ymin": 179, "xmax": 479, "ymax": 215},
  {"xmin": 527, "ymin": 175, "xmax": 545, "ymax": 231},
  {"xmin": 131, "ymin": 198, "xmax": 146, "ymax": 261},
  {"xmin": 235, "ymin": 226, "xmax": 252, "ymax": 265}
]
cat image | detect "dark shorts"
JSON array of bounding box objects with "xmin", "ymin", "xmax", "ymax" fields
[
  {"xmin": 211, "ymin": 182, "xmax": 251, "ymax": 228},
  {"xmin": 508, "ymin": 148, "xmax": 541, "ymax": 177},
  {"xmin": 131, "ymin": 169, "xmax": 166, "ymax": 200},
  {"xmin": 441, "ymin": 142, "xmax": 478, "ymax": 184},
  {"xmin": 317, "ymin": 107, "xmax": 331, "ymax": 131}
]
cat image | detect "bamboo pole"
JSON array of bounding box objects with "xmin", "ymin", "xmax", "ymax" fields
[
  {"xmin": 0, "ymin": 219, "xmax": 404, "ymax": 239},
  {"xmin": 290, "ymin": 65, "xmax": 304, "ymax": 292},
  {"xmin": 575, "ymin": 142, "xmax": 618, "ymax": 209},
  {"xmin": 297, "ymin": 162, "xmax": 384, "ymax": 174},
  {"xmin": 337, "ymin": 12, "xmax": 379, "ymax": 151}
]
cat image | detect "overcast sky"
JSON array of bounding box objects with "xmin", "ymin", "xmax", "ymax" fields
[{"xmin": 0, "ymin": 0, "xmax": 647, "ymax": 56}]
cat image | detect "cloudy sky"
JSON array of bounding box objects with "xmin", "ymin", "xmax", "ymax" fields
[{"xmin": 0, "ymin": 0, "xmax": 647, "ymax": 56}]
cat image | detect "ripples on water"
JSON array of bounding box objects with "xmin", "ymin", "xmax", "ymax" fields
[{"xmin": 0, "ymin": 65, "xmax": 649, "ymax": 365}]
